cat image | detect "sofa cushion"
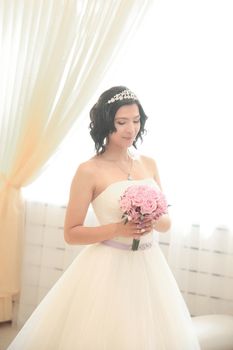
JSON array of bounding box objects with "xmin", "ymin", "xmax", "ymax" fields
[{"xmin": 192, "ymin": 314, "xmax": 233, "ymax": 350}]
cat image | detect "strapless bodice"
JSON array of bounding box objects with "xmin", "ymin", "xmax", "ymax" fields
[{"xmin": 92, "ymin": 178, "xmax": 159, "ymax": 246}]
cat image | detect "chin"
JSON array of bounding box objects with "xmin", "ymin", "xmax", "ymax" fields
[
  {"xmin": 123, "ymin": 138, "xmax": 135, "ymax": 144},
  {"xmin": 124, "ymin": 142, "xmax": 134, "ymax": 148}
]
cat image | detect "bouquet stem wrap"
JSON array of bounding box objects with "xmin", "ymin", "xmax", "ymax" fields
[{"xmin": 132, "ymin": 238, "xmax": 140, "ymax": 251}]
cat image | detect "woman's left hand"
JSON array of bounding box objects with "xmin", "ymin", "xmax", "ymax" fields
[{"xmin": 133, "ymin": 218, "xmax": 155, "ymax": 239}]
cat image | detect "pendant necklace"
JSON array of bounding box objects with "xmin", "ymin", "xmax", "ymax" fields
[{"xmin": 115, "ymin": 155, "xmax": 134, "ymax": 181}]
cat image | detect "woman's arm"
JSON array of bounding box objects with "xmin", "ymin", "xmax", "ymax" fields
[
  {"xmin": 153, "ymin": 214, "xmax": 171, "ymax": 233},
  {"xmin": 64, "ymin": 162, "xmax": 145, "ymax": 245},
  {"xmin": 64, "ymin": 162, "xmax": 116, "ymax": 245}
]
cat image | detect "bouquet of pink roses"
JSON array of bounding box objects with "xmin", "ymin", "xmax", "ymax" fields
[{"xmin": 119, "ymin": 184, "xmax": 168, "ymax": 250}]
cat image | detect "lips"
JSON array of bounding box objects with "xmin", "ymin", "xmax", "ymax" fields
[{"xmin": 123, "ymin": 137, "xmax": 134, "ymax": 141}]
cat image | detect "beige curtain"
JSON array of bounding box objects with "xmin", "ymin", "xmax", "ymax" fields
[{"xmin": 0, "ymin": 0, "xmax": 152, "ymax": 321}]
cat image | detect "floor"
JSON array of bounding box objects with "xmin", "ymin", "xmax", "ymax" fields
[{"xmin": 0, "ymin": 322, "xmax": 20, "ymax": 350}]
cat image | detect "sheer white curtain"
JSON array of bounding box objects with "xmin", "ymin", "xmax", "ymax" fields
[{"xmin": 0, "ymin": 0, "xmax": 152, "ymax": 321}]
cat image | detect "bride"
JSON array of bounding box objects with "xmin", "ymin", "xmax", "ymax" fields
[{"xmin": 8, "ymin": 86, "xmax": 200, "ymax": 349}]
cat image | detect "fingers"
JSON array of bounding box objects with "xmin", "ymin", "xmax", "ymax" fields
[
  {"xmin": 136, "ymin": 223, "xmax": 152, "ymax": 232},
  {"xmin": 135, "ymin": 227, "xmax": 149, "ymax": 236},
  {"xmin": 140, "ymin": 217, "xmax": 151, "ymax": 223},
  {"xmin": 122, "ymin": 220, "xmax": 153, "ymax": 238},
  {"xmin": 136, "ymin": 219, "xmax": 156, "ymax": 231}
]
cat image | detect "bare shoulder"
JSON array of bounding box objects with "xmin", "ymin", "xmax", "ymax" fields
[
  {"xmin": 140, "ymin": 154, "xmax": 158, "ymax": 173},
  {"xmin": 72, "ymin": 158, "xmax": 98, "ymax": 189},
  {"xmin": 65, "ymin": 158, "xmax": 100, "ymax": 231},
  {"xmin": 75, "ymin": 158, "xmax": 98, "ymax": 176},
  {"xmin": 139, "ymin": 154, "xmax": 162, "ymax": 188}
]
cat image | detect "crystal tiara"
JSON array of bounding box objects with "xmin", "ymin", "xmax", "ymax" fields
[{"xmin": 107, "ymin": 89, "xmax": 138, "ymax": 104}]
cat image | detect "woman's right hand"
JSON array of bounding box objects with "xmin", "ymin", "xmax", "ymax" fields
[{"xmin": 114, "ymin": 218, "xmax": 154, "ymax": 240}]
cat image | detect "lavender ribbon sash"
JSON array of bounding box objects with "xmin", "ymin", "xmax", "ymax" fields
[{"xmin": 101, "ymin": 239, "xmax": 153, "ymax": 251}]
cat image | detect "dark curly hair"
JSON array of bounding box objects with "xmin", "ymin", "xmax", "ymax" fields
[{"xmin": 89, "ymin": 86, "xmax": 148, "ymax": 154}]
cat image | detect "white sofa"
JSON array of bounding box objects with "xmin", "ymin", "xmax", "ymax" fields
[{"xmin": 193, "ymin": 314, "xmax": 233, "ymax": 350}]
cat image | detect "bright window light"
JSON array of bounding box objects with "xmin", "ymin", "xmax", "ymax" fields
[{"xmin": 22, "ymin": 0, "xmax": 233, "ymax": 228}]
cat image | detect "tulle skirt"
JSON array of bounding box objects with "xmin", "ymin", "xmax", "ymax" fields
[{"xmin": 8, "ymin": 242, "xmax": 200, "ymax": 349}]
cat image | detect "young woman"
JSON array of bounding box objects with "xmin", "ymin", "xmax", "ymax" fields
[{"xmin": 8, "ymin": 86, "xmax": 200, "ymax": 349}]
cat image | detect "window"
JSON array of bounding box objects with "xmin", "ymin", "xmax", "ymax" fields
[{"xmin": 22, "ymin": 1, "xmax": 233, "ymax": 227}]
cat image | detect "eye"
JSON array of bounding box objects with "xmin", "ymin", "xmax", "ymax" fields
[
  {"xmin": 134, "ymin": 120, "xmax": 140, "ymax": 124},
  {"xmin": 117, "ymin": 121, "xmax": 125, "ymax": 125}
]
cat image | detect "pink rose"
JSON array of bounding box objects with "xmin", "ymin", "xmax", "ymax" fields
[
  {"xmin": 141, "ymin": 198, "xmax": 157, "ymax": 215},
  {"xmin": 119, "ymin": 196, "xmax": 132, "ymax": 212},
  {"xmin": 131, "ymin": 192, "xmax": 145, "ymax": 207}
]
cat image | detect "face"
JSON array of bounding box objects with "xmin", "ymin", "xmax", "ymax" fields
[{"xmin": 108, "ymin": 104, "xmax": 141, "ymax": 148}]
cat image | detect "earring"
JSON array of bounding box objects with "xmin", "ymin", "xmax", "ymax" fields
[{"xmin": 103, "ymin": 136, "xmax": 109, "ymax": 145}]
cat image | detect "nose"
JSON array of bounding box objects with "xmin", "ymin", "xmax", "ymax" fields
[{"xmin": 126, "ymin": 122, "xmax": 136, "ymax": 134}]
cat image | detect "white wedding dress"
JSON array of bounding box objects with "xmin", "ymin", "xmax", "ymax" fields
[{"xmin": 8, "ymin": 178, "xmax": 200, "ymax": 349}]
